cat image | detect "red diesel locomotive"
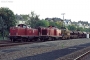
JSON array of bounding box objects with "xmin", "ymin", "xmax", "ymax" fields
[
  {"xmin": 9, "ymin": 24, "xmax": 87, "ymax": 42},
  {"xmin": 38, "ymin": 26, "xmax": 62, "ymax": 41},
  {"xmin": 9, "ymin": 24, "xmax": 38, "ymax": 42},
  {"xmin": 9, "ymin": 24, "xmax": 62, "ymax": 42}
]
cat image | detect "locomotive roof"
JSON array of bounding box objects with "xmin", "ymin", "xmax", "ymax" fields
[{"xmin": 18, "ymin": 24, "xmax": 26, "ymax": 26}]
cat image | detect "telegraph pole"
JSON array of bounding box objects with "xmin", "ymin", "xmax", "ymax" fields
[
  {"xmin": 61, "ymin": 13, "xmax": 65, "ymax": 20},
  {"xmin": 61, "ymin": 13, "xmax": 65, "ymax": 27}
]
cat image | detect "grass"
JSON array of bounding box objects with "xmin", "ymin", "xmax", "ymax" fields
[{"xmin": 0, "ymin": 36, "xmax": 8, "ymax": 40}]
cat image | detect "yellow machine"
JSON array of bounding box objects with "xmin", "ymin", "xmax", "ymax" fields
[{"xmin": 61, "ymin": 27, "xmax": 70, "ymax": 39}]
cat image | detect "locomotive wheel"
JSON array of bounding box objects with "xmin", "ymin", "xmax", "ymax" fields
[
  {"xmin": 19, "ymin": 38, "xmax": 24, "ymax": 42},
  {"xmin": 41, "ymin": 38, "xmax": 45, "ymax": 42},
  {"xmin": 29, "ymin": 39, "xmax": 32, "ymax": 42},
  {"xmin": 28, "ymin": 38, "xmax": 33, "ymax": 42},
  {"xmin": 37, "ymin": 38, "xmax": 40, "ymax": 42},
  {"xmin": 52, "ymin": 37, "xmax": 54, "ymax": 41},
  {"xmin": 31, "ymin": 39, "xmax": 34, "ymax": 42},
  {"xmin": 24, "ymin": 39, "xmax": 28, "ymax": 42},
  {"xmin": 62, "ymin": 37, "xmax": 65, "ymax": 40},
  {"xmin": 11, "ymin": 38, "xmax": 16, "ymax": 42},
  {"xmin": 34, "ymin": 38, "xmax": 39, "ymax": 41}
]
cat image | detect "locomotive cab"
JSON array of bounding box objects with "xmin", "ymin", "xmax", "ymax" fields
[
  {"xmin": 18, "ymin": 24, "xmax": 27, "ymax": 28},
  {"xmin": 9, "ymin": 24, "xmax": 28, "ymax": 42}
]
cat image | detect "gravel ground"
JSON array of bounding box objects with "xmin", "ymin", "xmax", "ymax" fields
[
  {"xmin": 0, "ymin": 38, "xmax": 90, "ymax": 60},
  {"xmin": 56, "ymin": 46, "xmax": 90, "ymax": 60}
]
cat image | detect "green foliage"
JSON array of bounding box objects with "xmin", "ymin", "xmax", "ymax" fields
[
  {"xmin": 55, "ymin": 21, "xmax": 64, "ymax": 29},
  {"xmin": 49, "ymin": 21, "xmax": 56, "ymax": 26},
  {"xmin": 66, "ymin": 25, "xmax": 76, "ymax": 31},
  {"xmin": 20, "ymin": 14, "xmax": 29, "ymax": 20},
  {"xmin": 26, "ymin": 11, "xmax": 40, "ymax": 28},
  {"xmin": 83, "ymin": 28, "xmax": 90, "ymax": 32},
  {"xmin": 66, "ymin": 25, "xmax": 90, "ymax": 32},
  {"xmin": 35, "ymin": 20, "xmax": 49, "ymax": 27},
  {"xmin": 0, "ymin": 7, "xmax": 16, "ymax": 30},
  {"xmin": 0, "ymin": 7, "xmax": 16, "ymax": 39},
  {"xmin": 76, "ymin": 27, "xmax": 84, "ymax": 31}
]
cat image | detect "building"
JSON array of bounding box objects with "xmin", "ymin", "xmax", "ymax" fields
[
  {"xmin": 64, "ymin": 19, "xmax": 72, "ymax": 26},
  {"xmin": 15, "ymin": 14, "xmax": 28, "ymax": 25},
  {"xmin": 45, "ymin": 17, "xmax": 63, "ymax": 22},
  {"xmin": 78, "ymin": 21, "xmax": 89, "ymax": 28}
]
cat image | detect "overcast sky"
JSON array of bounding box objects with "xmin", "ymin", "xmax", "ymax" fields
[{"xmin": 0, "ymin": 0, "xmax": 90, "ymax": 22}]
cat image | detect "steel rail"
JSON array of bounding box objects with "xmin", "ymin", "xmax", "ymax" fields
[{"xmin": 74, "ymin": 51, "xmax": 90, "ymax": 60}]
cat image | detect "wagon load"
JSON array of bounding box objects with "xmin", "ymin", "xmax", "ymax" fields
[
  {"xmin": 70, "ymin": 31, "xmax": 78, "ymax": 39},
  {"xmin": 78, "ymin": 31, "xmax": 83, "ymax": 38},
  {"xmin": 61, "ymin": 28, "xmax": 70, "ymax": 39}
]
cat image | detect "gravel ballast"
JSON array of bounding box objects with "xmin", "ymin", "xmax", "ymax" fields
[{"xmin": 0, "ymin": 38, "xmax": 90, "ymax": 60}]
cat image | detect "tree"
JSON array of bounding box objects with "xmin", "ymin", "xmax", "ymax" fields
[
  {"xmin": 35, "ymin": 20, "xmax": 49, "ymax": 27},
  {"xmin": 49, "ymin": 21, "xmax": 56, "ymax": 26},
  {"xmin": 26, "ymin": 11, "xmax": 40, "ymax": 28},
  {"xmin": 84, "ymin": 28, "xmax": 90, "ymax": 32},
  {"xmin": 55, "ymin": 21, "xmax": 63, "ymax": 29},
  {"xmin": 0, "ymin": 7, "xmax": 16, "ymax": 30},
  {"xmin": 20, "ymin": 14, "xmax": 29, "ymax": 21},
  {"xmin": 76, "ymin": 27, "xmax": 84, "ymax": 31},
  {"xmin": 67, "ymin": 25, "xmax": 76, "ymax": 31}
]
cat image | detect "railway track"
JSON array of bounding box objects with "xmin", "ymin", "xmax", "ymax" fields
[
  {"xmin": 74, "ymin": 50, "xmax": 90, "ymax": 60},
  {"xmin": 0, "ymin": 38, "xmax": 88, "ymax": 48},
  {"xmin": 0, "ymin": 42, "xmax": 32, "ymax": 47},
  {"xmin": 0, "ymin": 40, "xmax": 42, "ymax": 48},
  {"xmin": 10, "ymin": 39, "xmax": 90, "ymax": 60},
  {"xmin": 0, "ymin": 39, "xmax": 63, "ymax": 48},
  {"xmin": 58, "ymin": 46, "xmax": 90, "ymax": 60}
]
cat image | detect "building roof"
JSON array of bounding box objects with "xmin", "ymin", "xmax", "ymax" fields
[
  {"xmin": 78, "ymin": 21, "xmax": 88, "ymax": 25},
  {"xmin": 45, "ymin": 17, "xmax": 63, "ymax": 21},
  {"xmin": 64, "ymin": 19, "xmax": 71, "ymax": 23},
  {"xmin": 72, "ymin": 21, "xmax": 78, "ymax": 25}
]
